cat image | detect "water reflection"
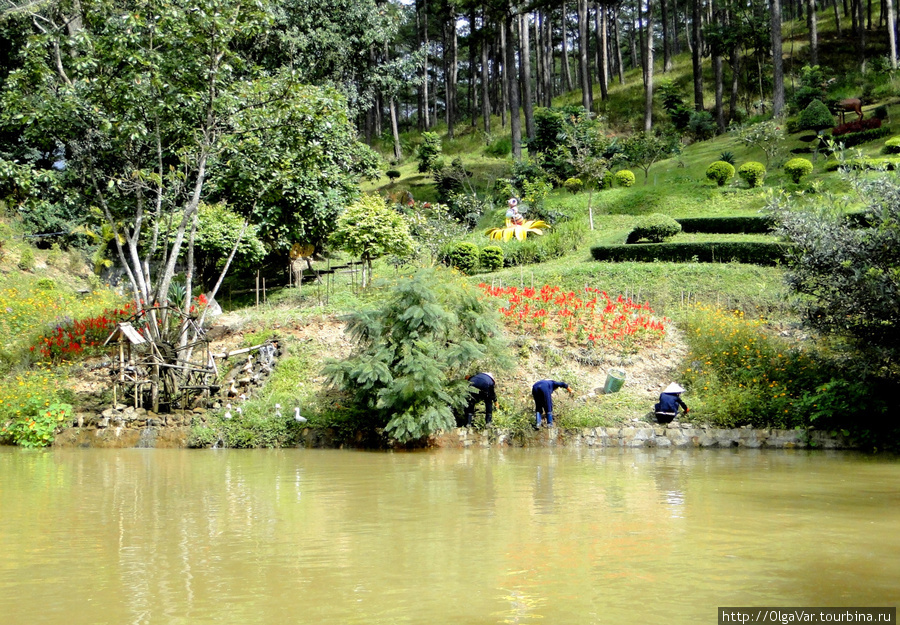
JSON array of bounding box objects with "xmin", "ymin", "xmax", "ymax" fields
[{"xmin": 0, "ymin": 448, "xmax": 898, "ymax": 624}]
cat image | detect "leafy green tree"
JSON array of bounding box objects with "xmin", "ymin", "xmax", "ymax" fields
[
  {"xmin": 733, "ymin": 120, "xmax": 785, "ymax": 167},
  {"xmin": 417, "ymin": 132, "xmax": 443, "ymax": 174},
  {"xmin": 323, "ymin": 268, "xmax": 509, "ymax": 443},
  {"xmin": 330, "ymin": 194, "xmax": 414, "ymax": 288},
  {"xmin": 0, "ymin": 0, "xmax": 375, "ymax": 326},
  {"xmin": 619, "ymin": 132, "xmax": 682, "ymax": 183},
  {"xmin": 770, "ymin": 175, "xmax": 900, "ymax": 379},
  {"xmin": 191, "ymin": 203, "xmax": 266, "ymax": 290}
]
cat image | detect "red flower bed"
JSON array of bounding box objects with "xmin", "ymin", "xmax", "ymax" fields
[
  {"xmin": 32, "ymin": 303, "xmax": 136, "ymax": 361},
  {"xmin": 832, "ymin": 118, "xmax": 881, "ymax": 136},
  {"xmin": 479, "ymin": 284, "xmax": 669, "ymax": 347}
]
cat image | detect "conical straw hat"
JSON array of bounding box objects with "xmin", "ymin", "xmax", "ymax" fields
[{"xmin": 663, "ymin": 382, "xmax": 685, "ymax": 394}]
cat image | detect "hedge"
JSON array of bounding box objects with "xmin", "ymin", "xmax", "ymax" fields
[
  {"xmin": 590, "ymin": 241, "xmax": 790, "ymax": 265},
  {"xmin": 823, "ymin": 157, "xmax": 900, "ymax": 172},
  {"xmin": 675, "ymin": 216, "xmax": 774, "ymax": 234},
  {"xmin": 826, "ymin": 126, "xmax": 891, "ymax": 147}
]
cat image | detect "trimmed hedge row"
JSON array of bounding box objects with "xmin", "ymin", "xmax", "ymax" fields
[
  {"xmin": 675, "ymin": 216, "xmax": 774, "ymax": 234},
  {"xmin": 823, "ymin": 157, "xmax": 900, "ymax": 172},
  {"xmin": 590, "ymin": 241, "xmax": 790, "ymax": 265},
  {"xmin": 827, "ymin": 126, "xmax": 892, "ymax": 147}
]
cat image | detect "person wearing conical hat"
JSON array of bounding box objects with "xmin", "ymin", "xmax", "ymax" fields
[
  {"xmin": 654, "ymin": 382, "xmax": 689, "ymax": 424},
  {"xmin": 464, "ymin": 372, "xmax": 497, "ymax": 427}
]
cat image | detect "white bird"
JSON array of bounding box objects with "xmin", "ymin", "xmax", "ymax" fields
[
  {"xmin": 275, "ymin": 403, "xmax": 282, "ymax": 418},
  {"xmin": 294, "ymin": 407, "xmax": 307, "ymax": 423},
  {"xmin": 235, "ymin": 406, "xmax": 243, "ymax": 417},
  {"xmin": 224, "ymin": 403, "xmax": 232, "ymax": 420}
]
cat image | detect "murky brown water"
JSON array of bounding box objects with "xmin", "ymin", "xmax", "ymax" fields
[{"xmin": 1, "ymin": 447, "xmax": 898, "ymax": 624}]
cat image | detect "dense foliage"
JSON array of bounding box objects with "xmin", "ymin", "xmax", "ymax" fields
[
  {"xmin": 771, "ymin": 174, "xmax": 900, "ymax": 381},
  {"xmin": 323, "ymin": 269, "xmax": 508, "ymax": 443}
]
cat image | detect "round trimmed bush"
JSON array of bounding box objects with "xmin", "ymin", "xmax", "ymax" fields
[
  {"xmin": 883, "ymin": 136, "xmax": 900, "ymax": 154},
  {"xmin": 626, "ymin": 213, "xmax": 682, "ymax": 244},
  {"xmin": 449, "ymin": 242, "xmax": 479, "ymax": 274},
  {"xmin": 563, "ymin": 177, "xmax": 584, "ymax": 194},
  {"xmin": 738, "ymin": 161, "xmax": 767, "ymax": 188},
  {"xmin": 385, "ymin": 169, "xmax": 400, "ymax": 182},
  {"xmin": 479, "ymin": 246, "xmax": 504, "ymax": 272},
  {"xmin": 784, "ymin": 157, "xmax": 814, "ymax": 183},
  {"xmin": 706, "ymin": 161, "xmax": 736, "ymax": 186},
  {"xmin": 614, "ymin": 170, "xmax": 636, "ymax": 187},
  {"xmin": 798, "ymin": 99, "xmax": 835, "ymax": 131}
]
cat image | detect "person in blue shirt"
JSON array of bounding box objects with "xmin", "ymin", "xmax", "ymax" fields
[
  {"xmin": 654, "ymin": 382, "xmax": 689, "ymax": 423},
  {"xmin": 532, "ymin": 379, "xmax": 573, "ymax": 428},
  {"xmin": 465, "ymin": 372, "xmax": 497, "ymax": 426}
]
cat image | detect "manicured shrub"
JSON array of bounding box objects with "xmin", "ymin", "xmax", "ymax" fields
[
  {"xmin": 677, "ymin": 216, "xmax": 774, "ymax": 233},
  {"xmin": 614, "ymin": 169, "xmax": 635, "ymax": 187},
  {"xmin": 591, "ymin": 241, "xmax": 790, "ymax": 265},
  {"xmin": 626, "ymin": 213, "xmax": 682, "ymax": 244},
  {"xmin": 563, "ymin": 177, "xmax": 584, "ymax": 194},
  {"xmin": 479, "ymin": 245, "xmax": 504, "ymax": 271},
  {"xmin": 600, "ymin": 171, "xmax": 614, "ymax": 189},
  {"xmin": 738, "ymin": 161, "xmax": 767, "ymax": 188},
  {"xmin": 706, "ymin": 161, "xmax": 735, "ymax": 186},
  {"xmin": 784, "ymin": 158, "xmax": 814, "ymax": 183},
  {"xmin": 873, "ymin": 105, "xmax": 889, "ymax": 120},
  {"xmin": 36, "ymin": 278, "xmax": 56, "ymax": 290},
  {"xmin": 449, "ymin": 242, "xmax": 479, "ymax": 274},
  {"xmin": 798, "ymin": 99, "xmax": 834, "ymax": 131},
  {"xmin": 883, "ymin": 136, "xmax": 900, "ymax": 154},
  {"xmin": 832, "ymin": 126, "xmax": 891, "ymax": 147},
  {"xmin": 385, "ymin": 169, "xmax": 400, "ymax": 183},
  {"xmin": 832, "ymin": 118, "xmax": 882, "ymax": 136}
]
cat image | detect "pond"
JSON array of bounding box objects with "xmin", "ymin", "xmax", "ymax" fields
[{"xmin": 1, "ymin": 447, "xmax": 898, "ymax": 624}]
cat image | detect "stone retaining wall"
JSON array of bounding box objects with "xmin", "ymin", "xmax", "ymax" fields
[
  {"xmin": 429, "ymin": 422, "xmax": 852, "ymax": 449},
  {"xmin": 53, "ymin": 405, "xmax": 852, "ymax": 449}
]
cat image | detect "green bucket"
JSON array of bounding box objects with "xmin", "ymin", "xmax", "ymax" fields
[{"xmin": 603, "ymin": 369, "xmax": 626, "ymax": 394}]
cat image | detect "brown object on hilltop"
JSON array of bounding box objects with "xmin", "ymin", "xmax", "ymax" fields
[{"xmin": 836, "ymin": 98, "xmax": 863, "ymax": 124}]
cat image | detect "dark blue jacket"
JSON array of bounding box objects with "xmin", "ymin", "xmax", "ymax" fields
[
  {"xmin": 469, "ymin": 373, "xmax": 496, "ymax": 402},
  {"xmin": 532, "ymin": 379, "xmax": 569, "ymax": 412},
  {"xmin": 656, "ymin": 392, "xmax": 688, "ymax": 414}
]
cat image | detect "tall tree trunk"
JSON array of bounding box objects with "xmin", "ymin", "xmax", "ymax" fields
[
  {"xmin": 643, "ymin": 0, "xmax": 654, "ymax": 131},
  {"xmin": 416, "ymin": 7, "xmax": 423, "ymax": 130},
  {"xmin": 481, "ymin": 13, "xmax": 492, "ymax": 133},
  {"xmin": 533, "ymin": 11, "xmax": 543, "ymax": 104},
  {"xmin": 661, "ymin": 0, "xmax": 673, "ymax": 71},
  {"xmin": 692, "ymin": 0, "xmax": 704, "ymax": 110},
  {"xmin": 714, "ymin": 55, "xmax": 725, "ymax": 132},
  {"xmin": 613, "ymin": 7, "xmax": 626, "ymax": 84},
  {"xmin": 520, "ymin": 14, "xmax": 535, "ymax": 141},
  {"xmin": 470, "ymin": 8, "xmax": 478, "ymax": 127},
  {"xmin": 888, "ymin": 0, "xmax": 898, "ymax": 69},
  {"xmin": 562, "ymin": 2, "xmax": 574, "ymax": 92},
  {"xmin": 578, "ymin": 0, "xmax": 593, "ymax": 111},
  {"xmin": 834, "ymin": 0, "xmax": 843, "ymax": 35},
  {"xmin": 857, "ymin": 0, "xmax": 867, "ymax": 70},
  {"xmin": 500, "ymin": 25, "xmax": 508, "ymax": 127},
  {"xmin": 506, "ymin": 9, "xmax": 522, "ymax": 157},
  {"xmin": 599, "ymin": 4, "xmax": 610, "ymax": 100},
  {"xmin": 389, "ymin": 97, "xmax": 402, "ymax": 161},
  {"xmin": 543, "ymin": 10, "xmax": 554, "ymax": 104},
  {"xmin": 631, "ymin": 14, "xmax": 640, "ymax": 71},
  {"xmin": 809, "ymin": 0, "xmax": 819, "ymax": 66},
  {"xmin": 771, "ymin": 0, "xmax": 785, "ymax": 116},
  {"xmin": 422, "ymin": 1, "xmax": 431, "ymax": 129},
  {"xmin": 672, "ymin": 0, "xmax": 681, "ymax": 55}
]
